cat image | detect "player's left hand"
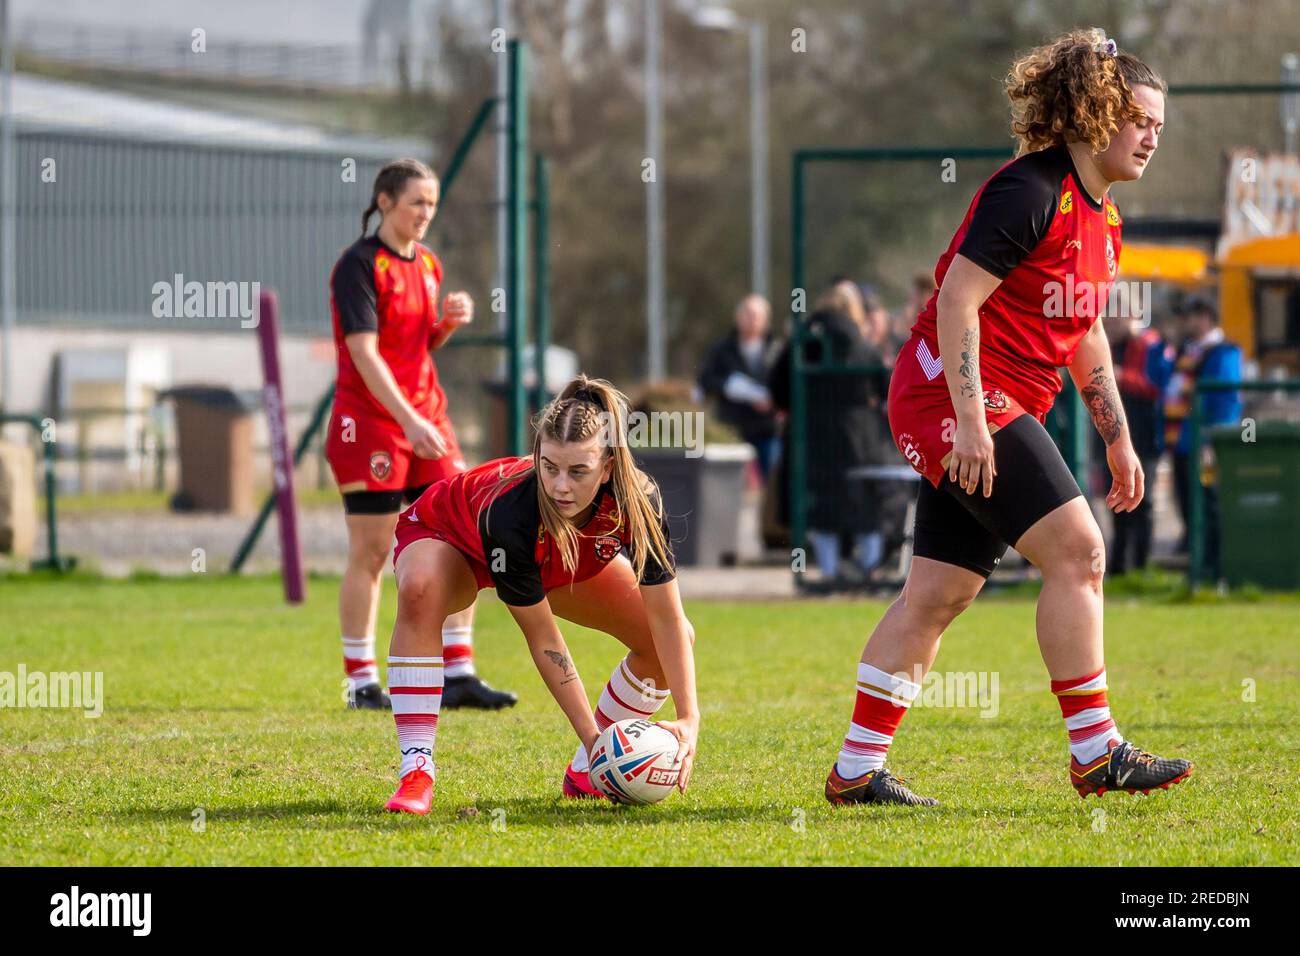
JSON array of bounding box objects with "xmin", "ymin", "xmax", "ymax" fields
[
  {"xmin": 1105, "ymin": 440, "xmax": 1144, "ymax": 513},
  {"xmin": 656, "ymin": 715, "xmax": 698, "ymax": 794},
  {"xmin": 442, "ymin": 291, "xmax": 474, "ymax": 328}
]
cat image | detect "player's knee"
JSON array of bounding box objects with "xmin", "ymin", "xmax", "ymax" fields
[
  {"xmin": 1042, "ymin": 528, "xmax": 1106, "ymax": 592},
  {"xmin": 356, "ymin": 541, "xmax": 390, "ymax": 576},
  {"xmin": 396, "ymin": 567, "xmax": 442, "ymax": 615},
  {"xmin": 902, "ymin": 580, "xmax": 978, "ymax": 628},
  {"xmin": 348, "ymin": 530, "xmax": 391, "ymax": 574}
]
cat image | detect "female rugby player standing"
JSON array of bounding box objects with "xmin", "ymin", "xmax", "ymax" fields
[
  {"xmin": 380, "ymin": 376, "xmax": 699, "ymax": 815},
  {"xmin": 824, "ymin": 30, "xmax": 1192, "ymax": 806},
  {"xmin": 326, "ymin": 159, "xmax": 516, "ymax": 711}
]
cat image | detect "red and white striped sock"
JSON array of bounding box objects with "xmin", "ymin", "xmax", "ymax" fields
[
  {"xmin": 388, "ymin": 656, "xmax": 444, "ymax": 779},
  {"xmin": 570, "ymin": 656, "xmax": 671, "ymax": 773},
  {"xmin": 342, "ymin": 634, "xmax": 378, "ymax": 690},
  {"xmin": 836, "ymin": 662, "xmax": 922, "ymax": 779},
  {"xmin": 1052, "ymin": 666, "xmax": 1123, "ymax": 764},
  {"xmin": 442, "ymin": 624, "xmax": 475, "ymax": 679}
]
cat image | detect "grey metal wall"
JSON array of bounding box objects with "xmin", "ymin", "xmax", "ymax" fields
[{"xmin": 15, "ymin": 129, "xmax": 417, "ymax": 334}]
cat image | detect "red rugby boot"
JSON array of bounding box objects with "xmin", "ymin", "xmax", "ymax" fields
[
  {"xmin": 562, "ymin": 763, "xmax": 607, "ymax": 800},
  {"xmin": 385, "ymin": 768, "xmax": 434, "ymax": 815}
]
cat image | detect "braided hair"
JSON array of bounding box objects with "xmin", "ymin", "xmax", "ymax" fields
[{"xmin": 482, "ymin": 375, "xmax": 674, "ymax": 583}]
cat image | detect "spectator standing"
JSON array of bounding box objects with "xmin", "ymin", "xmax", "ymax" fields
[
  {"xmin": 1093, "ymin": 306, "xmax": 1171, "ymax": 572},
  {"xmin": 1165, "ymin": 297, "xmax": 1242, "ymax": 577},
  {"xmin": 698, "ymin": 294, "xmax": 782, "ymax": 477},
  {"xmin": 771, "ymin": 284, "xmax": 885, "ymax": 583}
]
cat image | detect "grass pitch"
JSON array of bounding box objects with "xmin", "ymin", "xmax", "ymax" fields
[{"xmin": 1, "ymin": 573, "xmax": 1295, "ymax": 866}]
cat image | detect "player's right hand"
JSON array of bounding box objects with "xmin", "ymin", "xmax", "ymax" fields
[
  {"xmin": 949, "ymin": 419, "xmax": 997, "ymax": 497},
  {"xmin": 655, "ymin": 715, "xmax": 698, "ymax": 794},
  {"xmin": 404, "ymin": 415, "xmax": 447, "ymax": 459}
]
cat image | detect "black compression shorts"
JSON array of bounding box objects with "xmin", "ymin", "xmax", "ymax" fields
[
  {"xmin": 342, "ymin": 483, "xmax": 432, "ymax": 516},
  {"xmin": 911, "ymin": 413, "xmax": 1083, "ymax": 578}
]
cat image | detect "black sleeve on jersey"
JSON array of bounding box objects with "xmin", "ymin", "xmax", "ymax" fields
[
  {"xmin": 630, "ymin": 487, "xmax": 677, "ymax": 587},
  {"xmin": 333, "ymin": 245, "xmax": 379, "ymax": 336},
  {"xmin": 478, "ymin": 482, "xmax": 546, "ymax": 607},
  {"xmin": 956, "ymin": 154, "xmax": 1060, "ymax": 279}
]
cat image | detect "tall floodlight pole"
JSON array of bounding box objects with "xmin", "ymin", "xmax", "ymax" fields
[
  {"xmin": 694, "ymin": 7, "xmax": 770, "ymax": 301},
  {"xmin": 494, "ymin": 0, "xmax": 510, "ymax": 336},
  {"xmin": 645, "ymin": 0, "xmax": 666, "ymax": 382},
  {"xmin": 749, "ymin": 18, "xmax": 768, "ymax": 300},
  {"xmin": 0, "ymin": 0, "xmax": 14, "ymax": 413}
]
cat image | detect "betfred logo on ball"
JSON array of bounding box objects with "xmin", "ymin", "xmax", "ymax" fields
[{"xmin": 588, "ymin": 719, "xmax": 682, "ymax": 805}]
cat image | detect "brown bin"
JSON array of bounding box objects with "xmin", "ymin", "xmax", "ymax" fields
[{"xmin": 164, "ymin": 386, "xmax": 258, "ymax": 514}]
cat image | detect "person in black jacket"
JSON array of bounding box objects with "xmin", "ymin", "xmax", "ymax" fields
[
  {"xmin": 771, "ymin": 284, "xmax": 888, "ymax": 583},
  {"xmin": 697, "ymin": 294, "xmax": 782, "ymax": 477}
]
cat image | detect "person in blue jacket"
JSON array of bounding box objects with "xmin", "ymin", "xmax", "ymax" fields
[{"xmin": 1167, "ymin": 297, "xmax": 1242, "ymax": 578}]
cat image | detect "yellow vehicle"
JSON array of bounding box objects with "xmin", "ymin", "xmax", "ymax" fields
[
  {"xmin": 1218, "ymin": 235, "xmax": 1300, "ymax": 376},
  {"xmin": 1119, "ymin": 242, "xmax": 1211, "ymax": 287},
  {"xmin": 1119, "ymin": 234, "xmax": 1300, "ymax": 377}
]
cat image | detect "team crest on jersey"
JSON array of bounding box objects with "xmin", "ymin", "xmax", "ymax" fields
[
  {"xmin": 1105, "ymin": 236, "xmax": 1117, "ymax": 276},
  {"xmin": 896, "ymin": 432, "xmax": 927, "ymax": 475},
  {"xmin": 424, "ymin": 272, "xmax": 438, "ymax": 299},
  {"xmin": 376, "ymin": 255, "xmax": 390, "ymax": 273},
  {"xmin": 369, "ymin": 451, "xmax": 392, "ymax": 480},
  {"xmin": 1059, "ymin": 190, "xmax": 1073, "ymax": 214},
  {"xmin": 594, "ymin": 535, "xmax": 621, "ymax": 561},
  {"xmin": 983, "ymin": 388, "xmax": 1009, "ymax": 412},
  {"xmin": 1106, "ymin": 203, "xmax": 1120, "ymax": 226}
]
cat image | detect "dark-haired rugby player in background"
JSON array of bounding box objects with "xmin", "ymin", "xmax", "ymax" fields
[{"xmin": 325, "ymin": 158, "xmax": 516, "ymax": 712}]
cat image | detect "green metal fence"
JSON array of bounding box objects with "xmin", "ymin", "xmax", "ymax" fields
[
  {"xmin": 0, "ymin": 413, "xmax": 70, "ymax": 570},
  {"xmin": 787, "ymin": 145, "xmax": 1097, "ymax": 586}
]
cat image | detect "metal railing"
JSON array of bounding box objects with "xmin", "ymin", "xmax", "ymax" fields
[{"xmin": 0, "ymin": 413, "xmax": 69, "ymax": 570}]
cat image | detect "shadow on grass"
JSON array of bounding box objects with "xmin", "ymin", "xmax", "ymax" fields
[
  {"xmin": 100, "ymin": 795, "xmax": 808, "ymax": 830},
  {"xmin": 92, "ymin": 788, "xmax": 1165, "ymax": 834},
  {"xmin": 450, "ymin": 795, "xmax": 806, "ymax": 827},
  {"xmin": 101, "ymin": 799, "xmax": 372, "ymax": 829}
]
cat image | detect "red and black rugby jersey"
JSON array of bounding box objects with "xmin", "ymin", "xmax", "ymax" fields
[
  {"xmin": 409, "ymin": 456, "xmax": 676, "ymax": 607},
  {"xmin": 910, "ymin": 144, "xmax": 1123, "ymax": 417},
  {"xmin": 329, "ymin": 234, "xmax": 448, "ymax": 421}
]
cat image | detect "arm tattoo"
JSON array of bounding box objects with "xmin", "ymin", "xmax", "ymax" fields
[
  {"xmin": 958, "ymin": 327, "xmax": 980, "ymax": 399},
  {"xmin": 1081, "ymin": 365, "xmax": 1126, "ymax": 445},
  {"xmin": 543, "ymin": 649, "xmax": 577, "ymax": 684}
]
